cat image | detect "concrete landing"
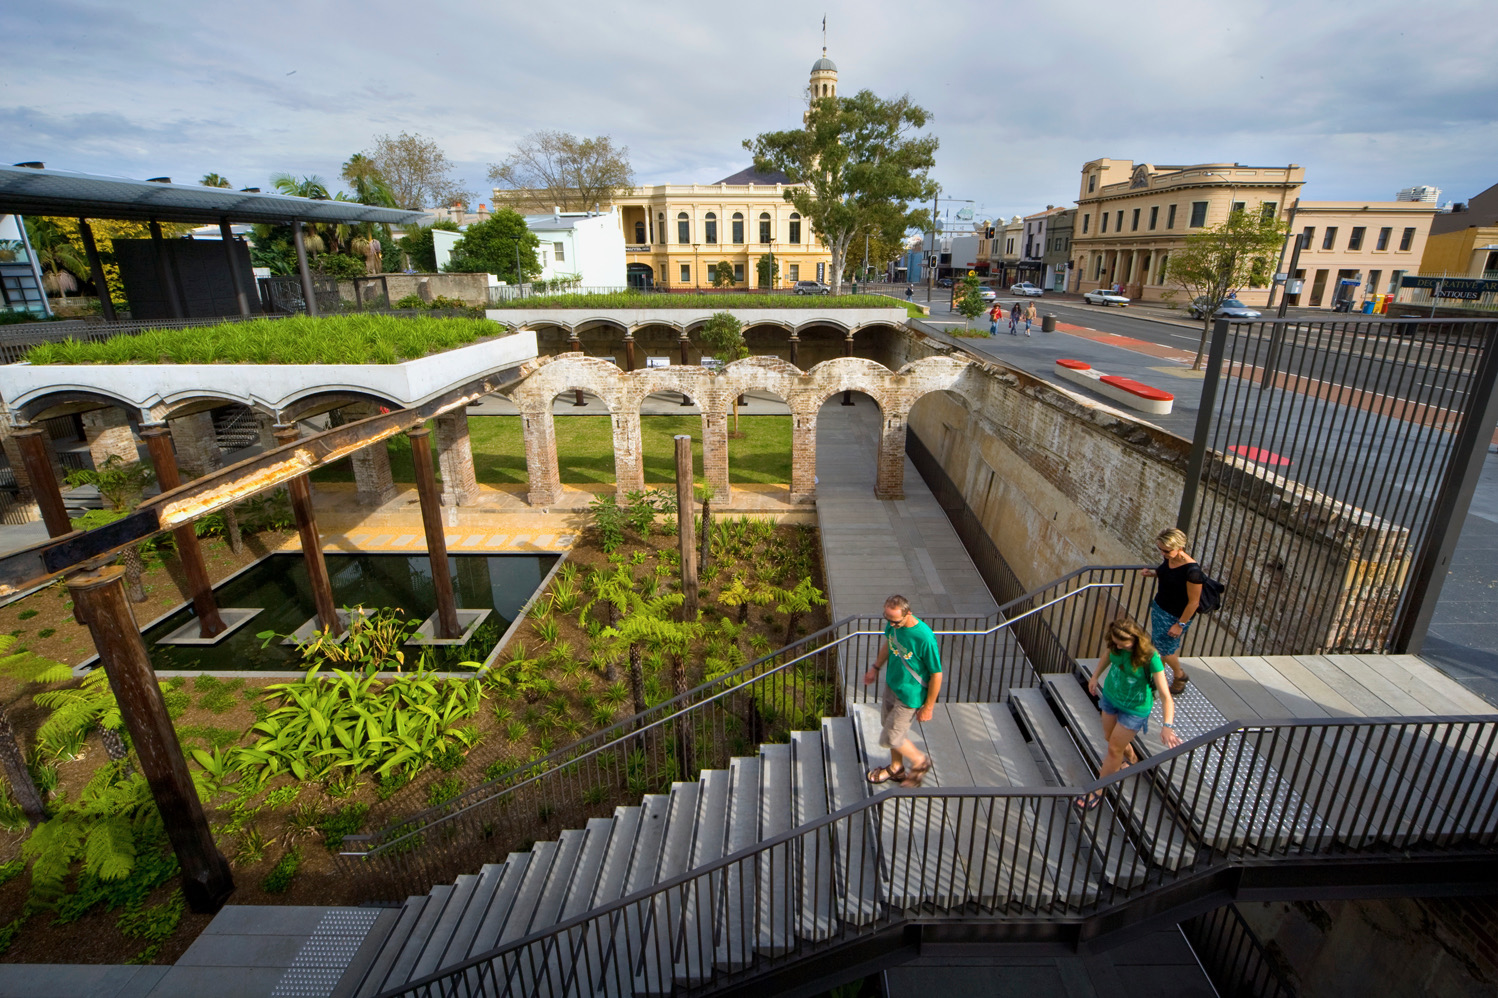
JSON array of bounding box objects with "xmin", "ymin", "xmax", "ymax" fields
[{"xmin": 814, "ymin": 395, "xmax": 998, "ymax": 620}]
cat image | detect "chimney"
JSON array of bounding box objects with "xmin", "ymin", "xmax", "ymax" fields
[{"xmin": 12, "ymin": 162, "xmax": 44, "ymax": 169}]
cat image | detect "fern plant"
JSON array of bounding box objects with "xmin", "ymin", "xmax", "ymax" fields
[
  {"xmin": 0, "ymin": 635, "xmax": 74, "ymax": 825},
  {"xmin": 20, "ymin": 762, "xmax": 157, "ymax": 900}
]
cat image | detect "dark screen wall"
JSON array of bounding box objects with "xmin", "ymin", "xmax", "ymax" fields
[{"xmin": 114, "ymin": 237, "xmax": 257, "ymax": 319}]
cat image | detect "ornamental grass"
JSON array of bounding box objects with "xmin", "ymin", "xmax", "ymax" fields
[
  {"xmin": 488, "ymin": 292, "xmax": 904, "ymax": 309},
  {"xmin": 22, "ymin": 314, "xmax": 509, "ymax": 366}
]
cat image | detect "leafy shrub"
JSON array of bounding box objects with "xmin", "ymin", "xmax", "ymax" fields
[
  {"xmin": 426, "ymin": 776, "xmax": 464, "ymax": 808},
  {"xmin": 374, "ymin": 769, "xmax": 413, "ymax": 802},
  {"xmin": 318, "ymin": 803, "xmax": 369, "ymax": 851},
  {"xmin": 588, "ymin": 495, "xmax": 627, "ymax": 553},
  {"xmin": 160, "ymin": 687, "xmax": 189, "ymax": 720},
  {"xmin": 0, "ymin": 859, "xmax": 24, "ymax": 888},
  {"xmin": 16, "ymin": 610, "xmax": 36, "ymax": 621},
  {"xmin": 117, "ymin": 889, "xmax": 184, "ymax": 943},
  {"xmin": 431, "ymin": 743, "xmax": 467, "ymax": 772},
  {"xmin": 313, "ymin": 253, "xmax": 368, "ymax": 280},
  {"xmin": 176, "ymin": 725, "xmax": 240, "ymax": 751},
  {"xmin": 37, "ymin": 628, "xmax": 54, "ymax": 639},
  {"xmin": 260, "ymin": 849, "xmax": 301, "ymax": 894},
  {"xmin": 193, "ymin": 674, "xmax": 245, "ymax": 714},
  {"xmin": 394, "ymin": 293, "xmax": 427, "ymax": 309}
]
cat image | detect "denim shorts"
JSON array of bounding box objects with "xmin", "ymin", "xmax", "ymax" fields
[
  {"xmin": 1098, "ymin": 692, "xmax": 1150, "ymax": 734},
  {"xmin": 1150, "ymin": 600, "xmax": 1191, "ymax": 656}
]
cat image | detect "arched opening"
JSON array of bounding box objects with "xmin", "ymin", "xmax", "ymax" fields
[
  {"xmin": 548, "ymin": 388, "xmax": 617, "ymax": 490},
  {"xmin": 724, "ymin": 387, "xmax": 793, "ymax": 501},
  {"xmin": 813, "ymin": 390, "xmax": 884, "ymax": 495},
  {"xmin": 633, "ymin": 220, "xmax": 646, "ymax": 244},
  {"xmin": 743, "ymin": 323, "xmax": 793, "ymax": 363},
  {"xmin": 731, "ymin": 212, "xmax": 744, "ymax": 244},
  {"xmin": 639, "ymin": 390, "xmax": 704, "ymax": 486},
  {"xmin": 626, "ymin": 262, "xmax": 654, "ymax": 290},
  {"xmin": 789, "ymin": 213, "xmax": 801, "ymax": 244},
  {"xmin": 792, "ymin": 323, "xmax": 856, "ymax": 368},
  {"xmin": 677, "ymin": 212, "xmax": 691, "ymax": 244},
  {"xmin": 704, "ymin": 212, "xmax": 718, "ymax": 244},
  {"xmin": 759, "ymin": 212, "xmax": 772, "ymax": 244}
]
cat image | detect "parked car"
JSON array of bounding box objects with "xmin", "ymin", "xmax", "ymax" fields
[
  {"xmin": 1082, "ymin": 289, "xmax": 1130, "ymax": 307},
  {"xmin": 1188, "ymin": 296, "xmax": 1262, "ymax": 319},
  {"xmin": 937, "ymin": 278, "xmax": 954, "ymax": 288},
  {"xmin": 793, "ymin": 280, "xmax": 830, "ymax": 295},
  {"xmin": 977, "ymin": 287, "xmax": 998, "ymax": 302},
  {"xmin": 1010, "ymin": 282, "xmax": 1044, "ymax": 297}
]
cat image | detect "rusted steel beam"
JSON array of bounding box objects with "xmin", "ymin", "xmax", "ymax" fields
[{"xmin": 0, "ymin": 366, "xmax": 531, "ymax": 598}]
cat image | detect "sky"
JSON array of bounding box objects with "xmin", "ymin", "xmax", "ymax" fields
[{"xmin": 3, "ymin": 0, "xmax": 1495, "ymax": 225}]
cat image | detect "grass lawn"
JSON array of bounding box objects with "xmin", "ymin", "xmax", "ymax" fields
[{"xmin": 312, "ymin": 414, "xmax": 792, "ymax": 485}]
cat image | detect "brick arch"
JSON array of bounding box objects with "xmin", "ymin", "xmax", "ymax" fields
[
  {"xmin": 892, "ymin": 356, "xmax": 986, "ymax": 419},
  {"xmin": 801, "ymin": 356, "xmax": 897, "ymax": 413},
  {"xmin": 507, "ymin": 355, "xmax": 624, "ymax": 414}
]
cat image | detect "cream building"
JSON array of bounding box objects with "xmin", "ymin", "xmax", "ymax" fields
[
  {"xmin": 1279, "ymin": 200, "xmax": 1436, "ymax": 307},
  {"xmin": 1072, "ymin": 160, "xmax": 1305, "ymax": 306},
  {"xmin": 496, "ymin": 56, "xmax": 837, "ymax": 291}
]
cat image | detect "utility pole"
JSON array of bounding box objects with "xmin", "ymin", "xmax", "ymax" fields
[{"xmin": 926, "ymin": 191, "xmax": 940, "ymax": 303}]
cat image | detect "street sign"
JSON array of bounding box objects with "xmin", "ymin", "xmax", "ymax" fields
[
  {"xmin": 646, "ymin": 356, "xmax": 670, "ymax": 368},
  {"xmin": 1285, "ymin": 279, "xmax": 1304, "ymax": 294},
  {"xmin": 1273, "ymin": 273, "xmax": 1288, "ymax": 283},
  {"xmin": 1400, "ymin": 275, "xmax": 1498, "ymax": 299}
]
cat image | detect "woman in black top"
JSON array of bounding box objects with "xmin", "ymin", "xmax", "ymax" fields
[{"xmin": 1138, "ymin": 527, "xmax": 1203, "ymax": 695}]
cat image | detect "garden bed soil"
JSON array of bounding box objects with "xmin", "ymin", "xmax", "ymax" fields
[{"xmin": 0, "ymin": 515, "xmax": 829, "ymax": 963}]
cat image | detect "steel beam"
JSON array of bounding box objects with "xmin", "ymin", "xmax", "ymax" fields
[{"xmin": 76, "ymin": 218, "xmax": 117, "ymax": 322}]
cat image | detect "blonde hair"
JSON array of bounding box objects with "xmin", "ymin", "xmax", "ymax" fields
[
  {"xmin": 1107, "ymin": 616, "xmax": 1157, "ymax": 673},
  {"xmin": 1155, "ymin": 527, "xmax": 1188, "ymax": 553}
]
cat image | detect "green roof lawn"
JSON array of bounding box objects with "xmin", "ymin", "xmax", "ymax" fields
[
  {"xmin": 22, "ymin": 315, "xmax": 511, "ymax": 366},
  {"xmin": 489, "ymin": 292, "xmax": 909, "ymax": 310}
]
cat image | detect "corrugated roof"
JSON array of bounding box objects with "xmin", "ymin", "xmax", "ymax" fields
[{"xmin": 0, "ymin": 165, "xmax": 428, "ymax": 225}]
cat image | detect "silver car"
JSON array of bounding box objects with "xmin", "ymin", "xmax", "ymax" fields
[
  {"xmin": 1189, "ymin": 296, "xmax": 1262, "ymax": 319},
  {"xmin": 1010, "ymin": 282, "xmax": 1044, "ymax": 297},
  {"xmin": 1082, "ymin": 289, "xmax": 1130, "ymax": 307}
]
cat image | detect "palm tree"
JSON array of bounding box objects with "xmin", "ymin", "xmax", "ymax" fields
[
  {"xmin": 200, "ymin": 173, "xmax": 232, "ymax": 188},
  {"xmin": 23, "ymin": 219, "xmax": 86, "ymax": 302}
]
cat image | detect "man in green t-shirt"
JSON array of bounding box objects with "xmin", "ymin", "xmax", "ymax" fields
[{"xmin": 862, "ymin": 594, "xmax": 943, "ymax": 787}]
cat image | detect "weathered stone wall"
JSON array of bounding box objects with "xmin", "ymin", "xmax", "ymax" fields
[
  {"xmin": 338, "ymin": 273, "xmax": 489, "ymax": 307},
  {"xmin": 884, "ymin": 323, "xmax": 1410, "ymax": 654}
]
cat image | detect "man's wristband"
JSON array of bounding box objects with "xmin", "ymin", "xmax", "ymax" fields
[{"xmin": 1162, "ymin": 722, "xmax": 1175, "ymax": 728}]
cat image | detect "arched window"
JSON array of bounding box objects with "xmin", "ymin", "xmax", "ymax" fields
[
  {"xmin": 822, "ymin": 83, "xmax": 828, "ymax": 96},
  {"xmin": 633, "ymin": 220, "xmax": 646, "ymax": 244},
  {"xmin": 788, "ymin": 213, "xmax": 801, "ymax": 244},
  {"xmin": 677, "ymin": 211, "xmax": 690, "ymax": 244},
  {"xmin": 759, "ymin": 212, "xmax": 772, "ymax": 243},
  {"xmin": 731, "ymin": 212, "xmax": 744, "ymax": 244},
  {"xmin": 657, "ymin": 213, "xmax": 665, "ymax": 245},
  {"xmin": 704, "ymin": 212, "xmax": 717, "ymax": 244}
]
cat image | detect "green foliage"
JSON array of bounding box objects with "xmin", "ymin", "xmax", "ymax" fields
[
  {"xmin": 313, "ymin": 253, "xmax": 368, "ymax": 279},
  {"xmin": 394, "ymin": 293, "xmax": 427, "ymax": 309},
  {"xmin": 21, "ymin": 763, "xmax": 159, "ymax": 901},
  {"xmin": 266, "ymin": 606, "xmax": 418, "ymax": 672},
  {"xmin": 117, "ymin": 889, "xmax": 184, "ymax": 942},
  {"xmin": 193, "ymin": 674, "xmax": 245, "ymax": 714},
  {"xmin": 444, "ymin": 210, "xmax": 542, "ymax": 282},
  {"xmin": 24, "ymin": 314, "xmax": 509, "ymax": 366},
  {"xmin": 711, "ymin": 260, "xmax": 735, "ymax": 287},
  {"xmin": 160, "ymin": 687, "xmax": 189, "ymax": 721},
  {"xmin": 399, "ymin": 220, "xmax": 460, "ymax": 273},
  {"xmin": 487, "ymin": 292, "xmax": 901, "ymax": 309},
  {"xmin": 698, "ymin": 312, "xmax": 748, "ymax": 365},
  {"xmin": 176, "ymin": 725, "xmax": 240, "ymax": 751},
  {"xmin": 318, "ymin": 803, "xmax": 369, "ymax": 851},
  {"xmin": 426, "ymin": 775, "xmax": 464, "ymax": 808},
  {"xmin": 260, "ymin": 849, "xmax": 301, "ymax": 894},
  {"xmin": 1164, "ymin": 208, "xmax": 1290, "ymax": 367},
  {"xmin": 16, "ymin": 609, "xmax": 36, "ymax": 621},
  {"xmin": 755, "ymin": 253, "xmax": 780, "ymax": 289},
  {"xmin": 0, "ymin": 860, "xmax": 24, "ymax": 888},
  {"xmin": 955, "ymin": 272, "xmax": 986, "ymax": 320},
  {"xmin": 32, "ymin": 668, "xmax": 121, "ymax": 758},
  {"xmin": 588, "ymin": 494, "xmax": 627, "ymax": 553}
]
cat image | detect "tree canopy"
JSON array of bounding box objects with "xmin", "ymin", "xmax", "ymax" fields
[
  {"xmin": 199, "ymin": 173, "xmax": 232, "ymax": 188},
  {"xmin": 1165, "ymin": 210, "xmax": 1289, "ymax": 368},
  {"xmin": 365, "ymin": 132, "xmax": 469, "ymax": 210},
  {"xmin": 399, "ymin": 220, "xmax": 460, "ymax": 274},
  {"xmin": 443, "ymin": 210, "xmax": 542, "ymax": 281},
  {"xmin": 746, "ymin": 90, "xmax": 937, "ymax": 294},
  {"xmin": 488, "ymin": 131, "xmax": 636, "ymax": 212}
]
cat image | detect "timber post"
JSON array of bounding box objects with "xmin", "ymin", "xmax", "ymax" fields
[
  {"xmin": 273, "ymin": 423, "xmax": 339, "ymax": 633},
  {"xmin": 408, "ymin": 426, "xmax": 461, "ymax": 639},
  {"xmin": 139, "ymin": 425, "xmax": 226, "ymax": 638}
]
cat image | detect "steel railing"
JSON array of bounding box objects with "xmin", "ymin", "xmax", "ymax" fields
[
  {"xmin": 372, "ymin": 712, "xmax": 1498, "ymax": 997},
  {"xmin": 338, "ymin": 567, "xmax": 1149, "ymax": 894}
]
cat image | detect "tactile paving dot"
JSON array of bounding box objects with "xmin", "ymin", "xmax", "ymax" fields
[{"xmin": 271, "ymin": 908, "xmax": 382, "ymax": 998}]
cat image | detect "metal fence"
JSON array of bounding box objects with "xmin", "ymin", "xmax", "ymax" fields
[
  {"xmin": 488, "ymin": 285, "xmax": 631, "ymax": 303},
  {"xmin": 371, "ymin": 713, "xmax": 1498, "ymax": 998},
  {"xmin": 257, "ymin": 274, "xmax": 341, "ymax": 315},
  {"xmin": 337, "ymin": 568, "xmax": 1137, "ymax": 896},
  {"xmin": 1180, "ymin": 904, "xmax": 1298, "ymax": 998},
  {"xmin": 1181, "ymin": 316, "xmax": 1498, "ymax": 655}
]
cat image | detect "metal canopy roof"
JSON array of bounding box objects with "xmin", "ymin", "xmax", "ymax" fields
[{"xmin": 0, "ymin": 165, "xmax": 430, "ymax": 226}]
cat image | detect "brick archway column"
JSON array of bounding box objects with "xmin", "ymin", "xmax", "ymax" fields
[
  {"xmin": 435, "ymin": 410, "xmax": 479, "ymax": 506},
  {"xmin": 521, "ymin": 404, "xmax": 563, "ymax": 506},
  {"xmin": 166, "ymin": 412, "xmax": 220, "ymax": 477},
  {"xmin": 701, "ymin": 391, "xmax": 730, "ymax": 504},
  {"xmin": 82, "ymin": 407, "xmax": 138, "ymax": 467},
  {"xmin": 874, "ymin": 408, "xmax": 907, "ymax": 500},
  {"xmin": 341, "ymin": 404, "xmax": 397, "ymax": 505},
  {"xmin": 790, "ymin": 407, "xmax": 817, "ymax": 503},
  {"xmin": 613, "ymin": 405, "xmax": 645, "ymax": 499}
]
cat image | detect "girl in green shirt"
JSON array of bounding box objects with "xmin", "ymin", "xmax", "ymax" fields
[{"xmin": 1076, "ymin": 617, "xmax": 1181, "ymax": 810}]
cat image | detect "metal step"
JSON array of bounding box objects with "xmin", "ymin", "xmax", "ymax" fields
[
  {"xmin": 675, "ymin": 769, "xmax": 729, "ymax": 985},
  {"xmin": 713, "ymin": 756, "xmax": 761, "ymax": 971},
  {"xmin": 597, "ymin": 794, "xmax": 671, "ymax": 998},
  {"xmin": 821, "ymin": 715, "xmax": 879, "ymax": 925},
  {"xmin": 379, "ymin": 885, "xmax": 451, "ymax": 992},
  {"xmin": 634, "ymin": 781, "xmax": 700, "ymax": 995},
  {"xmin": 791, "ymin": 730, "xmax": 835, "ymax": 941},
  {"xmin": 408, "ymin": 873, "xmax": 480, "ymax": 981},
  {"xmin": 438, "ymin": 863, "xmax": 508, "ymax": 972},
  {"xmin": 466, "ymin": 853, "xmax": 532, "ymax": 960},
  {"xmin": 350, "ymin": 897, "xmax": 429, "ymax": 998},
  {"xmin": 756, "ymin": 742, "xmax": 795, "ymax": 955},
  {"xmin": 1010, "ymin": 689, "xmax": 1148, "ymax": 890}
]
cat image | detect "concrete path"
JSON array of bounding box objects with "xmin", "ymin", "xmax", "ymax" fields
[{"xmin": 814, "ymin": 395, "xmax": 998, "ymax": 621}]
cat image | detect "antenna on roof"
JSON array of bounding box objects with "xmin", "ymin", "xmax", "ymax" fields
[{"xmin": 822, "ymin": 13, "xmax": 827, "ymax": 55}]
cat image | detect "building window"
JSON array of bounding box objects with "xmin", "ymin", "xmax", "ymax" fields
[
  {"xmin": 732, "ymin": 212, "xmax": 744, "ymax": 243},
  {"xmin": 677, "ymin": 212, "xmax": 690, "ymax": 244},
  {"xmin": 759, "ymin": 212, "xmax": 772, "ymax": 243},
  {"xmin": 705, "ymin": 213, "xmax": 717, "ymax": 244},
  {"xmin": 1189, "ymin": 202, "xmax": 1208, "ymax": 227},
  {"xmin": 680, "ymin": 263, "xmax": 691, "ymax": 283},
  {"xmin": 1149, "ymin": 206, "xmax": 1158, "ymax": 230},
  {"xmin": 1232, "ymin": 201, "xmax": 1246, "ymax": 214},
  {"xmin": 657, "ymin": 213, "xmax": 665, "ymax": 245},
  {"xmin": 788, "ymin": 263, "xmax": 800, "ymax": 280},
  {"xmin": 1322, "ymin": 227, "xmax": 1338, "ymax": 250},
  {"xmin": 1302, "ymin": 226, "xmax": 1315, "ymax": 249},
  {"xmin": 1101, "ymin": 212, "xmax": 1108, "ymax": 233},
  {"xmin": 1261, "ymin": 202, "xmax": 1276, "ymax": 219},
  {"xmin": 1156, "ymin": 253, "xmax": 1169, "ymax": 285},
  {"xmin": 1006, "ymin": 238, "xmax": 1014, "ymax": 254},
  {"xmin": 1093, "ymin": 255, "xmax": 1103, "ymax": 278},
  {"xmin": 1131, "ymin": 208, "xmax": 1140, "ymax": 231},
  {"xmin": 1376, "ymin": 226, "xmax": 1391, "ymax": 250},
  {"xmin": 1348, "ymin": 226, "xmax": 1365, "ymax": 251},
  {"xmin": 1400, "ymin": 227, "xmax": 1416, "ymax": 251},
  {"xmin": 707, "ymin": 264, "xmax": 717, "ymax": 283},
  {"xmin": 633, "ymin": 221, "xmax": 645, "ymax": 244},
  {"xmin": 1368, "ymin": 270, "xmax": 1381, "ymax": 295},
  {"xmin": 1088, "ymin": 175, "xmax": 1096, "ymax": 193},
  {"xmin": 789, "ymin": 213, "xmax": 801, "ymax": 243},
  {"xmin": 1390, "ymin": 269, "xmax": 1405, "ymax": 293},
  {"xmin": 733, "ymin": 263, "xmax": 745, "ymax": 282},
  {"xmin": 1115, "ymin": 210, "xmax": 1123, "ymax": 232},
  {"xmin": 1082, "ymin": 213, "xmax": 1090, "ymax": 234},
  {"xmin": 1167, "ymin": 204, "xmax": 1177, "ymax": 229},
  {"xmin": 553, "ymin": 241, "xmax": 565, "ymax": 262}
]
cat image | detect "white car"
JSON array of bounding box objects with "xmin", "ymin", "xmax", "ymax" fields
[
  {"xmin": 1010, "ymin": 282, "xmax": 1044, "ymax": 297},
  {"xmin": 977, "ymin": 287, "xmax": 998, "ymax": 302},
  {"xmin": 1083, "ymin": 289, "xmax": 1131, "ymax": 307}
]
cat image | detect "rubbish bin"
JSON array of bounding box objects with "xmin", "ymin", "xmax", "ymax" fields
[
  {"xmin": 851, "ymin": 282, "xmax": 858, "ymax": 295},
  {"xmin": 1362, "ymin": 300, "xmax": 1376, "ymax": 314},
  {"xmin": 1041, "ymin": 313, "xmax": 1057, "ymax": 333}
]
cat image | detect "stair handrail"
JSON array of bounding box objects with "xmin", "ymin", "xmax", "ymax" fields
[
  {"xmin": 368, "ymin": 712, "xmax": 1498, "ymax": 998},
  {"xmin": 342, "ymin": 566, "xmax": 1141, "ymax": 858}
]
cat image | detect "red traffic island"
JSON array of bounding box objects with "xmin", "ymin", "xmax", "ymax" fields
[{"xmin": 1054, "ymin": 359, "xmax": 1175, "ymax": 414}]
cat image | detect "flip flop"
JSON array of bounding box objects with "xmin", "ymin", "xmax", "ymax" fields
[
  {"xmin": 866, "ymin": 764, "xmax": 906, "ymax": 785},
  {"xmin": 1074, "ymin": 793, "xmax": 1103, "ymax": 811}
]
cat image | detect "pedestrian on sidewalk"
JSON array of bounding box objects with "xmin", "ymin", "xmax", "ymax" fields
[
  {"xmin": 1008, "ymin": 302, "xmax": 1021, "ymax": 335},
  {"xmin": 1140, "ymin": 527, "xmax": 1204, "ymax": 695},
  {"xmin": 864, "ymin": 594, "xmax": 943, "ymax": 788},
  {"xmin": 988, "ymin": 303, "xmax": 1002, "ymax": 336},
  {"xmin": 1075, "ymin": 616, "xmax": 1181, "ymax": 810},
  {"xmin": 1024, "ymin": 301, "xmax": 1037, "ymax": 336},
  {"xmin": 905, "ymin": 285, "xmax": 914, "ymax": 302}
]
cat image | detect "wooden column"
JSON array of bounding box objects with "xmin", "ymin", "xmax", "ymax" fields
[
  {"xmin": 68, "ymin": 566, "xmax": 234, "ymax": 913},
  {"xmin": 842, "ymin": 333, "xmax": 856, "ymax": 405},
  {"xmin": 623, "ymin": 332, "xmax": 636, "ymax": 372},
  {"xmin": 139, "ymin": 425, "xmax": 226, "ymax": 637},
  {"xmin": 674, "ymin": 434, "xmax": 698, "ymax": 618},
  {"xmin": 408, "ymin": 427, "xmax": 460, "ymax": 639},
  {"xmin": 77, "ymin": 219, "xmax": 117, "ymax": 322},
  {"xmin": 13, "ymin": 427, "xmax": 72, "ymax": 536},
  {"xmin": 788, "ymin": 332, "xmax": 800, "ymax": 368},
  {"xmin": 273, "ymin": 424, "xmax": 338, "ymax": 633}
]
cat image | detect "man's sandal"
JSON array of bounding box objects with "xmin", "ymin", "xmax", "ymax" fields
[
  {"xmin": 866, "ymin": 764, "xmax": 906, "ymax": 784},
  {"xmin": 900, "ymin": 760, "xmax": 933, "ymax": 787},
  {"xmin": 1170, "ymin": 673, "xmax": 1190, "ymax": 696}
]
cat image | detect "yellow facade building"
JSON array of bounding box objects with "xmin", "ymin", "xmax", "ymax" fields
[{"xmin": 1420, "ymin": 182, "xmax": 1498, "ymax": 279}]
